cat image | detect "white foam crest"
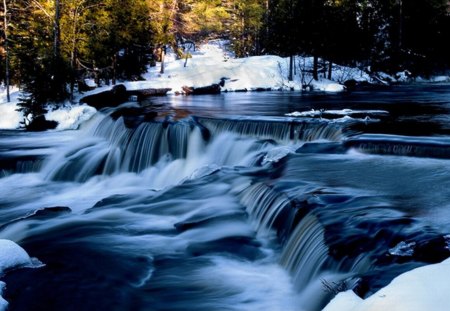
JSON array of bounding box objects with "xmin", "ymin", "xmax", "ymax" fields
[{"xmin": 140, "ymin": 131, "xmax": 270, "ymax": 190}]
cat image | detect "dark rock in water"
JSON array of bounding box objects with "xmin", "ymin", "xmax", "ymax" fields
[
  {"xmin": 182, "ymin": 83, "xmax": 221, "ymax": 95},
  {"xmin": 27, "ymin": 115, "xmax": 58, "ymax": 132},
  {"xmin": 110, "ymin": 106, "xmax": 158, "ymax": 128},
  {"xmin": 0, "ymin": 206, "xmax": 71, "ymax": 230},
  {"xmin": 413, "ymin": 236, "xmax": 450, "ymax": 263},
  {"xmin": 343, "ymin": 79, "xmax": 357, "ymax": 91},
  {"xmin": 296, "ymin": 142, "xmax": 347, "ymax": 154},
  {"xmin": 127, "ymin": 88, "xmax": 171, "ymax": 101},
  {"xmin": 80, "ymin": 84, "xmax": 128, "ymax": 109},
  {"xmin": 191, "ymin": 116, "xmax": 211, "ymax": 141},
  {"xmin": 32, "ymin": 206, "xmax": 72, "ymax": 218}
]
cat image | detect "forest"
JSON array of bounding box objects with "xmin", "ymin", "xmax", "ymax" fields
[{"xmin": 1, "ymin": 0, "xmax": 449, "ymax": 109}]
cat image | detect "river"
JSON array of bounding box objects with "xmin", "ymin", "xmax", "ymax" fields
[{"xmin": 1, "ymin": 85, "xmax": 450, "ymax": 310}]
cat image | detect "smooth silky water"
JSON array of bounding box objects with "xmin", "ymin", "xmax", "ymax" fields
[{"xmin": 1, "ymin": 85, "xmax": 450, "ymax": 310}]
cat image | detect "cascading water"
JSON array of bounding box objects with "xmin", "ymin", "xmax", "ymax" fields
[{"xmin": 1, "ymin": 88, "xmax": 450, "ymax": 311}]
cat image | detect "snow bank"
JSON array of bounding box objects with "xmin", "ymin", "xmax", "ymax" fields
[
  {"xmin": 0, "ymin": 239, "xmax": 32, "ymax": 311},
  {"xmin": 0, "ymin": 239, "xmax": 33, "ymax": 275},
  {"xmin": 0, "ymin": 239, "xmax": 43, "ymax": 311},
  {"xmin": 0, "ymin": 86, "xmax": 97, "ymax": 130},
  {"xmin": 0, "ymin": 86, "xmax": 24, "ymax": 129},
  {"xmin": 46, "ymin": 104, "xmax": 97, "ymax": 130},
  {"xmin": 3, "ymin": 41, "xmax": 448, "ymax": 130},
  {"xmin": 135, "ymin": 43, "xmax": 297, "ymax": 93},
  {"xmin": 322, "ymin": 257, "xmax": 450, "ymax": 311}
]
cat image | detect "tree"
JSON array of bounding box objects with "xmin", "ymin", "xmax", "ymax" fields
[
  {"xmin": 2, "ymin": 0, "xmax": 10, "ymax": 102},
  {"xmin": 225, "ymin": 0, "xmax": 265, "ymax": 57},
  {"xmin": 9, "ymin": 0, "xmax": 69, "ymax": 126}
]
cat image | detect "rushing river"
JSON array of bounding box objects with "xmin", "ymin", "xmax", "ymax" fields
[{"xmin": 1, "ymin": 85, "xmax": 450, "ymax": 311}]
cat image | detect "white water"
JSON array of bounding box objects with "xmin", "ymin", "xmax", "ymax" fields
[{"xmin": 1, "ymin": 106, "xmax": 450, "ymax": 310}]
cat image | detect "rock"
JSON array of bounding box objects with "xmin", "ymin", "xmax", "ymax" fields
[
  {"xmin": 26, "ymin": 115, "xmax": 58, "ymax": 132},
  {"xmin": 110, "ymin": 107, "xmax": 158, "ymax": 128},
  {"xmin": 343, "ymin": 79, "xmax": 357, "ymax": 91},
  {"xmin": 80, "ymin": 84, "xmax": 128, "ymax": 109},
  {"xmin": 182, "ymin": 83, "xmax": 221, "ymax": 95},
  {"xmin": 127, "ymin": 88, "xmax": 171, "ymax": 101},
  {"xmin": 0, "ymin": 206, "xmax": 72, "ymax": 231}
]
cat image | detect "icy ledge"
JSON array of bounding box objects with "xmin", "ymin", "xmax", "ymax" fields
[
  {"xmin": 0, "ymin": 239, "xmax": 42, "ymax": 311},
  {"xmin": 322, "ymin": 257, "xmax": 450, "ymax": 311}
]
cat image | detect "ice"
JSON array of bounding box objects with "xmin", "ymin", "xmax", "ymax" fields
[
  {"xmin": 0, "ymin": 239, "xmax": 33, "ymax": 274},
  {"xmin": 389, "ymin": 241, "xmax": 416, "ymax": 257}
]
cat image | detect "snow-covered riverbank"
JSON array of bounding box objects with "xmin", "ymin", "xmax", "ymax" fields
[
  {"xmin": 1, "ymin": 40, "xmax": 449, "ymax": 130},
  {"xmin": 323, "ymin": 257, "xmax": 450, "ymax": 311}
]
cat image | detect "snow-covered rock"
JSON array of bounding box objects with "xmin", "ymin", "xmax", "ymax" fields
[
  {"xmin": 0, "ymin": 239, "xmax": 43, "ymax": 311},
  {"xmin": 0, "ymin": 239, "xmax": 33, "ymax": 274},
  {"xmin": 46, "ymin": 104, "xmax": 97, "ymax": 130},
  {"xmin": 322, "ymin": 257, "xmax": 450, "ymax": 311}
]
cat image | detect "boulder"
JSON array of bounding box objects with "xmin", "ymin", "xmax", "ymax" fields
[
  {"xmin": 80, "ymin": 84, "xmax": 128, "ymax": 109},
  {"xmin": 27, "ymin": 115, "xmax": 58, "ymax": 132}
]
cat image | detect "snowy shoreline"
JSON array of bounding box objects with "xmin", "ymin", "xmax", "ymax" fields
[{"xmin": 1, "ymin": 40, "xmax": 450, "ymax": 131}]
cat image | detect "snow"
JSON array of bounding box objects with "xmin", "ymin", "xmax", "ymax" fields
[
  {"xmin": 0, "ymin": 86, "xmax": 23, "ymax": 129},
  {"xmin": 0, "ymin": 239, "xmax": 44, "ymax": 311},
  {"xmin": 0, "ymin": 240, "xmax": 32, "ymax": 311},
  {"xmin": 0, "ymin": 239, "xmax": 33, "ymax": 275},
  {"xmin": 322, "ymin": 257, "xmax": 450, "ymax": 311},
  {"xmin": 46, "ymin": 104, "xmax": 97, "ymax": 130},
  {"xmin": 1, "ymin": 40, "xmax": 449, "ymax": 130},
  {"xmin": 0, "ymin": 282, "xmax": 7, "ymax": 311},
  {"xmin": 311, "ymin": 79, "xmax": 345, "ymax": 92}
]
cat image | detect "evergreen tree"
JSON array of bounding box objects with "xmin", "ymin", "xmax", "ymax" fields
[{"xmin": 10, "ymin": 0, "xmax": 70, "ymax": 125}]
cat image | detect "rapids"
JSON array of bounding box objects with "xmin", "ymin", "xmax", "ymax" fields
[{"xmin": 1, "ymin": 85, "xmax": 450, "ymax": 311}]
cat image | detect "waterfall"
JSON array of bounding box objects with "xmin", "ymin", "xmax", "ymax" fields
[
  {"xmin": 196, "ymin": 117, "xmax": 345, "ymax": 143},
  {"xmin": 345, "ymin": 134, "xmax": 450, "ymax": 159},
  {"xmin": 39, "ymin": 113, "xmax": 348, "ymax": 184}
]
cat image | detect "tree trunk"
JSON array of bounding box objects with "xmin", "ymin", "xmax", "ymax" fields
[
  {"xmin": 3, "ymin": 0, "xmax": 10, "ymax": 102},
  {"xmin": 112, "ymin": 54, "xmax": 117, "ymax": 85},
  {"xmin": 54, "ymin": 0, "xmax": 61, "ymax": 58},
  {"xmin": 313, "ymin": 54, "xmax": 319, "ymax": 81},
  {"xmin": 288, "ymin": 55, "xmax": 294, "ymax": 81},
  {"xmin": 160, "ymin": 46, "xmax": 165, "ymax": 74},
  {"xmin": 328, "ymin": 60, "xmax": 332, "ymax": 80}
]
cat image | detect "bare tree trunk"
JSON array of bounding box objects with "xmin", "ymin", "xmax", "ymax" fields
[
  {"xmin": 54, "ymin": 0, "xmax": 61, "ymax": 58},
  {"xmin": 184, "ymin": 53, "xmax": 189, "ymax": 67},
  {"xmin": 288, "ymin": 55, "xmax": 294, "ymax": 81},
  {"xmin": 160, "ymin": 46, "xmax": 165, "ymax": 74},
  {"xmin": 328, "ymin": 60, "xmax": 332, "ymax": 80},
  {"xmin": 3, "ymin": 0, "xmax": 10, "ymax": 102},
  {"xmin": 313, "ymin": 54, "xmax": 319, "ymax": 81},
  {"xmin": 112, "ymin": 54, "xmax": 117, "ymax": 85}
]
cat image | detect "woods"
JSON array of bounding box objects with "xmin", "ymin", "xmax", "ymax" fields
[{"xmin": 0, "ymin": 0, "xmax": 449, "ymax": 113}]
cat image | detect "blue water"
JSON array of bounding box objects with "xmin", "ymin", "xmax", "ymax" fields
[{"xmin": 1, "ymin": 85, "xmax": 450, "ymax": 311}]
